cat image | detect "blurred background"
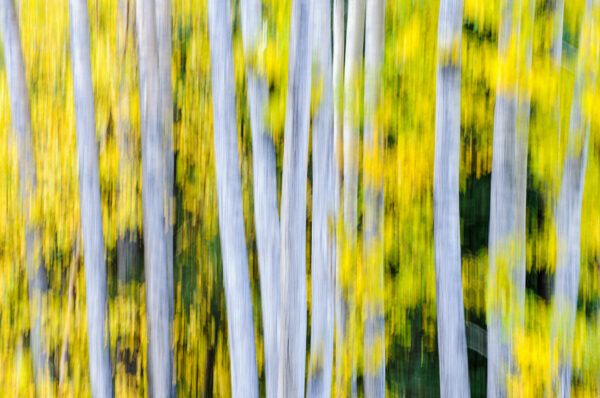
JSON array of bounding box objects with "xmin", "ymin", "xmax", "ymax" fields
[{"xmin": 0, "ymin": 0, "xmax": 599, "ymax": 396}]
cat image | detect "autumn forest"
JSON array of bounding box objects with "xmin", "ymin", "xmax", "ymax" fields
[{"xmin": 0, "ymin": 0, "xmax": 599, "ymax": 397}]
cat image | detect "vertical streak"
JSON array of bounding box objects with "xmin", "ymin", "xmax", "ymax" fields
[
  {"xmin": 239, "ymin": 0, "xmax": 282, "ymax": 395},
  {"xmin": 339, "ymin": 0, "xmax": 366, "ymax": 395},
  {"xmin": 307, "ymin": 0, "xmax": 334, "ymax": 396},
  {"xmin": 363, "ymin": 0, "xmax": 386, "ymax": 396},
  {"xmin": 550, "ymin": 1, "xmax": 598, "ymax": 395},
  {"xmin": 278, "ymin": 0, "xmax": 313, "ymax": 396},
  {"xmin": 68, "ymin": 0, "xmax": 114, "ymax": 396},
  {"xmin": 207, "ymin": 0, "xmax": 260, "ymax": 396},
  {"xmin": 0, "ymin": 0, "xmax": 53, "ymax": 394},
  {"xmin": 136, "ymin": 0, "xmax": 174, "ymax": 395},
  {"xmin": 434, "ymin": 0, "xmax": 470, "ymax": 397}
]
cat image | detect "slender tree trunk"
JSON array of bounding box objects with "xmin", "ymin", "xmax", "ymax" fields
[
  {"xmin": 433, "ymin": 1, "xmax": 469, "ymax": 397},
  {"xmin": 0, "ymin": 1, "xmax": 53, "ymax": 394},
  {"xmin": 207, "ymin": 0, "xmax": 259, "ymax": 396},
  {"xmin": 307, "ymin": 0, "xmax": 334, "ymax": 396},
  {"xmin": 68, "ymin": 0, "xmax": 114, "ymax": 396},
  {"xmin": 550, "ymin": 0, "xmax": 564, "ymax": 66},
  {"xmin": 515, "ymin": 0, "xmax": 535, "ymax": 331},
  {"xmin": 239, "ymin": 0, "xmax": 281, "ymax": 396},
  {"xmin": 135, "ymin": 0, "xmax": 175, "ymax": 395},
  {"xmin": 362, "ymin": 0, "xmax": 385, "ymax": 397},
  {"xmin": 339, "ymin": 1, "xmax": 365, "ymax": 395},
  {"xmin": 155, "ymin": 0, "xmax": 176, "ymax": 395},
  {"xmin": 332, "ymin": 0, "xmax": 346, "ymax": 395},
  {"xmin": 550, "ymin": 1, "xmax": 597, "ymax": 395},
  {"xmin": 116, "ymin": 0, "xmax": 138, "ymax": 287},
  {"xmin": 277, "ymin": 0, "xmax": 312, "ymax": 397},
  {"xmin": 487, "ymin": 1, "xmax": 522, "ymax": 396},
  {"xmin": 154, "ymin": 1, "xmax": 175, "ymax": 385}
]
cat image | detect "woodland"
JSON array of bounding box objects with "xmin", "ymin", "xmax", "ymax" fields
[{"xmin": 0, "ymin": 0, "xmax": 599, "ymax": 397}]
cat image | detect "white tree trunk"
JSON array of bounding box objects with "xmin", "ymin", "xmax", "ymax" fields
[
  {"xmin": 68, "ymin": 0, "xmax": 114, "ymax": 396},
  {"xmin": 362, "ymin": 0, "xmax": 385, "ymax": 397},
  {"xmin": 277, "ymin": 0, "xmax": 312, "ymax": 396},
  {"xmin": 116, "ymin": 0, "xmax": 137, "ymax": 286},
  {"xmin": 550, "ymin": 1, "xmax": 597, "ymax": 395},
  {"xmin": 332, "ymin": 0, "xmax": 346, "ymax": 395},
  {"xmin": 135, "ymin": 0, "xmax": 175, "ymax": 395},
  {"xmin": 154, "ymin": 5, "xmax": 175, "ymax": 386},
  {"xmin": 339, "ymin": 1, "xmax": 365, "ymax": 395},
  {"xmin": 307, "ymin": 0, "xmax": 334, "ymax": 396},
  {"xmin": 433, "ymin": 1, "xmax": 469, "ymax": 397},
  {"xmin": 515, "ymin": 0, "xmax": 535, "ymax": 330},
  {"xmin": 0, "ymin": 1, "xmax": 53, "ymax": 394},
  {"xmin": 207, "ymin": 0, "xmax": 260, "ymax": 396},
  {"xmin": 550, "ymin": 0, "xmax": 565, "ymax": 67},
  {"xmin": 487, "ymin": 1, "xmax": 522, "ymax": 396},
  {"xmin": 154, "ymin": 0, "xmax": 176, "ymax": 395},
  {"xmin": 239, "ymin": 0, "xmax": 281, "ymax": 396}
]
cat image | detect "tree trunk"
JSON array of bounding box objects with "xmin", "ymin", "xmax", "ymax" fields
[
  {"xmin": 0, "ymin": 1, "xmax": 54, "ymax": 394},
  {"xmin": 538, "ymin": 0, "xmax": 565, "ymax": 303},
  {"xmin": 154, "ymin": 4, "xmax": 175, "ymax": 391},
  {"xmin": 307, "ymin": 0, "xmax": 334, "ymax": 396},
  {"xmin": 362, "ymin": 0, "xmax": 385, "ymax": 397},
  {"xmin": 239, "ymin": 0, "xmax": 281, "ymax": 396},
  {"xmin": 433, "ymin": 1, "xmax": 469, "ymax": 397},
  {"xmin": 135, "ymin": 0, "xmax": 175, "ymax": 395},
  {"xmin": 487, "ymin": 1, "xmax": 521, "ymax": 396},
  {"xmin": 550, "ymin": 1, "xmax": 597, "ymax": 395},
  {"xmin": 339, "ymin": 0, "xmax": 365, "ymax": 395},
  {"xmin": 332, "ymin": 0, "xmax": 346, "ymax": 396},
  {"xmin": 155, "ymin": 0, "xmax": 176, "ymax": 395},
  {"xmin": 277, "ymin": 0, "xmax": 312, "ymax": 396},
  {"xmin": 116, "ymin": 0, "xmax": 139, "ymax": 287},
  {"xmin": 515, "ymin": 0, "xmax": 535, "ymax": 327},
  {"xmin": 68, "ymin": 0, "xmax": 114, "ymax": 396},
  {"xmin": 207, "ymin": 0, "xmax": 259, "ymax": 396}
]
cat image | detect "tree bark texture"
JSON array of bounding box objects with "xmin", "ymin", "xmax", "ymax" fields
[
  {"xmin": 433, "ymin": 1, "xmax": 470, "ymax": 397},
  {"xmin": 136, "ymin": 0, "xmax": 175, "ymax": 395},
  {"xmin": 277, "ymin": 0, "xmax": 312, "ymax": 396},
  {"xmin": 307, "ymin": 0, "xmax": 335, "ymax": 396},
  {"xmin": 207, "ymin": 0, "xmax": 260, "ymax": 396},
  {"xmin": 487, "ymin": 1, "xmax": 523, "ymax": 396},
  {"xmin": 239, "ymin": 0, "xmax": 281, "ymax": 395},
  {"xmin": 68, "ymin": 0, "xmax": 114, "ymax": 396},
  {"xmin": 550, "ymin": 1, "xmax": 597, "ymax": 395}
]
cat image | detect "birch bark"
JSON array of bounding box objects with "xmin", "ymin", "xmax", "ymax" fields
[
  {"xmin": 239, "ymin": 0, "xmax": 281, "ymax": 395},
  {"xmin": 68, "ymin": 0, "xmax": 114, "ymax": 395},
  {"xmin": 207, "ymin": 0, "xmax": 260, "ymax": 396},
  {"xmin": 307, "ymin": 0, "xmax": 334, "ymax": 396},
  {"xmin": 136, "ymin": 0, "xmax": 175, "ymax": 395},
  {"xmin": 433, "ymin": 0, "xmax": 470, "ymax": 397},
  {"xmin": 550, "ymin": 1, "xmax": 598, "ymax": 395},
  {"xmin": 277, "ymin": 0, "xmax": 312, "ymax": 396}
]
